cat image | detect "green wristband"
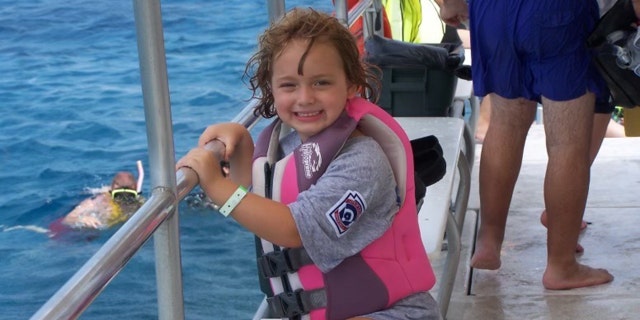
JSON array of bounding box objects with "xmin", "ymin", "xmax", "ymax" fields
[{"xmin": 218, "ymin": 186, "xmax": 248, "ymax": 217}]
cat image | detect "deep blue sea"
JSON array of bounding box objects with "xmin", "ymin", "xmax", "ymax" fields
[{"xmin": 0, "ymin": 0, "xmax": 332, "ymax": 318}]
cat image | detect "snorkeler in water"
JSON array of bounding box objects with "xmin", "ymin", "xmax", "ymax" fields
[{"xmin": 49, "ymin": 161, "xmax": 145, "ymax": 236}]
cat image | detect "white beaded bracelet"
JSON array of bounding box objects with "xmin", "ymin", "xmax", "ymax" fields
[{"xmin": 215, "ymin": 186, "xmax": 248, "ymax": 217}]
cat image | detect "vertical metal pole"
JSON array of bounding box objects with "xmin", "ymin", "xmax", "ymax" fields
[
  {"xmin": 334, "ymin": 0, "xmax": 348, "ymax": 27},
  {"xmin": 266, "ymin": 0, "xmax": 285, "ymax": 24},
  {"xmin": 132, "ymin": 1, "xmax": 184, "ymax": 320},
  {"xmin": 373, "ymin": 0, "xmax": 384, "ymax": 37},
  {"xmin": 363, "ymin": 6, "xmax": 374, "ymax": 40}
]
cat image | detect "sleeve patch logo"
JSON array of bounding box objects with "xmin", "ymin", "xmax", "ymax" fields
[{"xmin": 326, "ymin": 190, "xmax": 366, "ymax": 237}]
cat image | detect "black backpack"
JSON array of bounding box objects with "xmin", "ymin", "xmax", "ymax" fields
[{"xmin": 587, "ymin": 0, "xmax": 640, "ymax": 108}]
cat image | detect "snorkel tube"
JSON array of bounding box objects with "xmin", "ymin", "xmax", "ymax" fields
[{"xmin": 136, "ymin": 160, "xmax": 144, "ymax": 193}]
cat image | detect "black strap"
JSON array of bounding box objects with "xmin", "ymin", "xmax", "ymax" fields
[
  {"xmin": 258, "ymin": 247, "xmax": 314, "ymax": 278},
  {"xmin": 267, "ymin": 288, "xmax": 327, "ymax": 319},
  {"xmin": 410, "ymin": 135, "xmax": 446, "ymax": 187},
  {"xmin": 441, "ymin": 24, "xmax": 462, "ymax": 46}
]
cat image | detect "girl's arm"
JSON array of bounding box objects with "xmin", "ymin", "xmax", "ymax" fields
[
  {"xmin": 177, "ymin": 147, "xmax": 302, "ymax": 248},
  {"xmin": 197, "ymin": 123, "xmax": 254, "ymax": 187},
  {"xmin": 209, "ymin": 177, "xmax": 302, "ymax": 248}
]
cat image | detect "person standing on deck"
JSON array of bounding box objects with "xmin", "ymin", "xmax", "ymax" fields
[{"xmin": 438, "ymin": 0, "xmax": 625, "ymax": 290}]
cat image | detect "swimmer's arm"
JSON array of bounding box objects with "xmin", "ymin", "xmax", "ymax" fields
[
  {"xmin": 61, "ymin": 195, "xmax": 110, "ymax": 229},
  {"xmin": 62, "ymin": 210, "xmax": 101, "ymax": 229},
  {"xmin": 75, "ymin": 215, "xmax": 102, "ymax": 229},
  {"xmin": 61, "ymin": 198, "xmax": 95, "ymax": 225},
  {"xmin": 633, "ymin": 0, "xmax": 640, "ymax": 21}
]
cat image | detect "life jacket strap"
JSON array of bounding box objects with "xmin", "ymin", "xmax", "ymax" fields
[
  {"xmin": 266, "ymin": 288, "xmax": 327, "ymax": 318},
  {"xmin": 258, "ymin": 247, "xmax": 313, "ymax": 278}
]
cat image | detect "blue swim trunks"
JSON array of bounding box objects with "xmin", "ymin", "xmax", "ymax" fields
[{"xmin": 469, "ymin": 0, "xmax": 613, "ymax": 113}]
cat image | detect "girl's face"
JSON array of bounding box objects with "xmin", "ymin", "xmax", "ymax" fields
[{"xmin": 271, "ymin": 39, "xmax": 358, "ymax": 142}]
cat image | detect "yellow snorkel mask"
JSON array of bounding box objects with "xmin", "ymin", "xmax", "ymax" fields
[{"xmin": 110, "ymin": 188, "xmax": 139, "ymax": 201}]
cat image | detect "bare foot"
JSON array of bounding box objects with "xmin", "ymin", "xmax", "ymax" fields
[
  {"xmin": 470, "ymin": 238, "xmax": 502, "ymax": 270},
  {"xmin": 470, "ymin": 252, "xmax": 501, "ymax": 270},
  {"xmin": 542, "ymin": 263, "xmax": 613, "ymax": 290}
]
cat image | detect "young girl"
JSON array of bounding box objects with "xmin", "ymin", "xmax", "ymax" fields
[{"xmin": 177, "ymin": 8, "xmax": 441, "ymax": 320}]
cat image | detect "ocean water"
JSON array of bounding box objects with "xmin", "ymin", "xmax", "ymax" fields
[{"xmin": 0, "ymin": 0, "xmax": 332, "ymax": 318}]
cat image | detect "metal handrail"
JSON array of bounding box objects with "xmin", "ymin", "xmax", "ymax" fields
[
  {"xmin": 30, "ymin": 111, "xmax": 261, "ymax": 320},
  {"xmin": 30, "ymin": 0, "xmax": 380, "ymax": 318},
  {"xmin": 30, "ymin": 101, "xmax": 262, "ymax": 320},
  {"xmin": 31, "ymin": 100, "xmax": 261, "ymax": 319},
  {"xmin": 29, "ymin": 0, "xmax": 266, "ymax": 318}
]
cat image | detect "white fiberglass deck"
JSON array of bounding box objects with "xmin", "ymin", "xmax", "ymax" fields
[{"xmin": 439, "ymin": 123, "xmax": 640, "ymax": 320}]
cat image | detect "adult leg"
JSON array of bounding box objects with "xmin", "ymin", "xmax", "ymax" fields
[
  {"xmin": 540, "ymin": 93, "xmax": 613, "ymax": 289},
  {"xmin": 539, "ymin": 112, "xmax": 610, "ymax": 235},
  {"xmin": 590, "ymin": 113, "xmax": 613, "ymax": 161},
  {"xmin": 605, "ymin": 118, "xmax": 626, "ymax": 137},
  {"xmin": 475, "ymin": 96, "xmax": 491, "ymax": 143},
  {"xmin": 471, "ymin": 93, "xmax": 537, "ymax": 270}
]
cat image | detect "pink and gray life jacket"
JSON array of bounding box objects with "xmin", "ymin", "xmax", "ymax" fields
[{"xmin": 252, "ymin": 97, "xmax": 435, "ymax": 319}]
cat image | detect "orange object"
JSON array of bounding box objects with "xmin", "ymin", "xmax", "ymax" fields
[{"xmin": 334, "ymin": 0, "xmax": 392, "ymax": 55}]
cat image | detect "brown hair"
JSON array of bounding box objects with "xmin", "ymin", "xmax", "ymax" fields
[
  {"xmin": 111, "ymin": 172, "xmax": 136, "ymax": 190},
  {"xmin": 244, "ymin": 7, "xmax": 380, "ymax": 118}
]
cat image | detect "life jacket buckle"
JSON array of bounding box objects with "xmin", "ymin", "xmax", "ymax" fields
[
  {"xmin": 267, "ymin": 289, "xmax": 307, "ymax": 318},
  {"xmin": 258, "ymin": 249, "xmax": 294, "ymax": 278}
]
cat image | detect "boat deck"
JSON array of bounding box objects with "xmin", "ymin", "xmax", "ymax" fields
[{"xmin": 432, "ymin": 124, "xmax": 640, "ymax": 319}]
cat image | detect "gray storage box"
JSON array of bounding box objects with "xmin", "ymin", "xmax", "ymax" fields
[{"xmin": 365, "ymin": 35, "xmax": 464, "ymax": 117}]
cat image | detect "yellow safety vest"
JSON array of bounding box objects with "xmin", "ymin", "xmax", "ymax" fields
[
  {"xmin": 383, "ymin": 0, "xmax": 446, "ymax": 43},
  {"xmin": 382, "ymin": 0, "xmax": 422, "ymax": 42}
]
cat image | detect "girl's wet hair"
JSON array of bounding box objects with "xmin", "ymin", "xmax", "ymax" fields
[{"xmin": 244, "ymin": 7, "xmax": 381, "ymax": 118}]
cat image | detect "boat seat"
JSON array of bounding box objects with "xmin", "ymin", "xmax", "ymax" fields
[{"xmin": 396, "ymin": 117, "xmax": 471, "ymax": 318}]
